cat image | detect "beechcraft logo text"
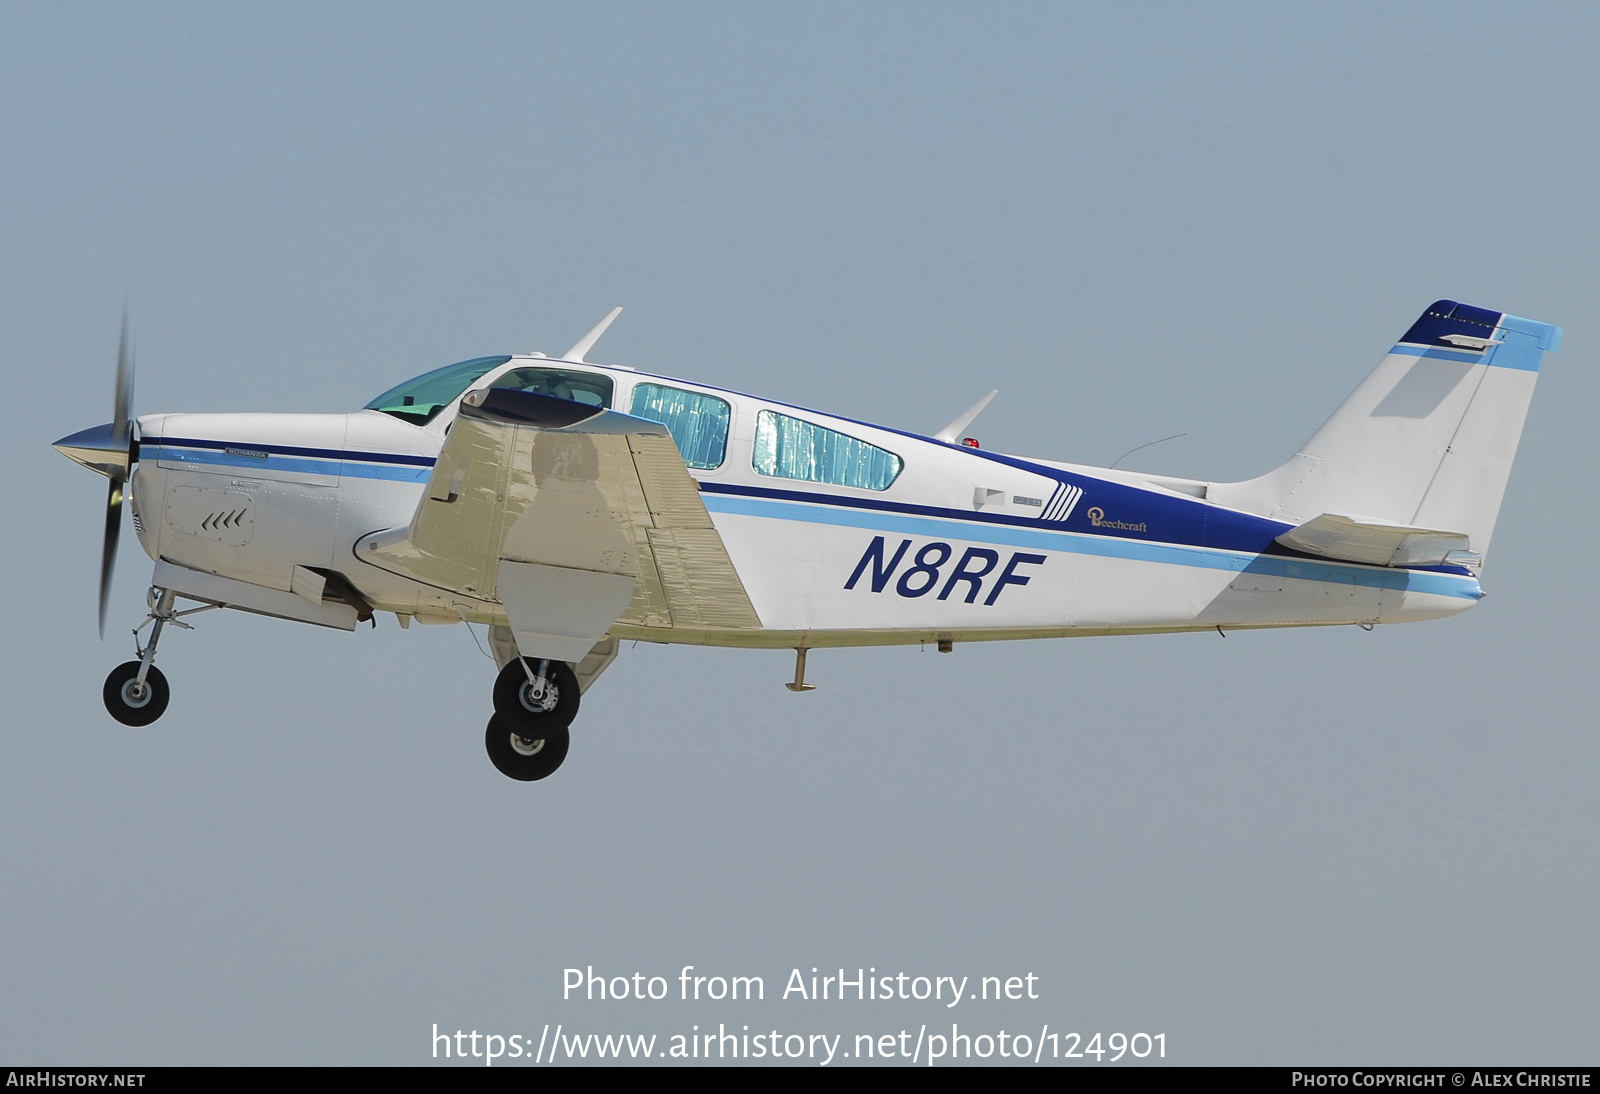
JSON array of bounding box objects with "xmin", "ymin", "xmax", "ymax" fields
[{"xmin": 1086, "ymin": 507, "xmax": 1147, "ymax": 532}]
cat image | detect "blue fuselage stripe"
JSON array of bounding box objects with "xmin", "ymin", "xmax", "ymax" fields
[
  {"xmin": 703, "ymin": 493, "xmax": 1481, "ymax": 600},
  {"xmin": 144, "ymin": 437, "xmax": 1479, "ymax": 599},
  {"xmin": 146, "ymin": 443, "xmax": 434, "ymax": 482}
]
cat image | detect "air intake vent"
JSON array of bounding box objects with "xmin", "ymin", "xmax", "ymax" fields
[{"xmin": 164, "ymin": 487, "xmax": 256, "ymax": 545}]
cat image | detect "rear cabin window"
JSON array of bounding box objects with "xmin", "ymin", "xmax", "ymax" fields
[
  {"xmin": 752, "ymin": 410, "xmax": 902, "ymax": 491},
  {"xmin": 490, "ymin": 366, "xmax": 614, "ymax": 407},
  {"xmin": 629, "ymin": 383, "xmax": 731, "ymax": 470}
]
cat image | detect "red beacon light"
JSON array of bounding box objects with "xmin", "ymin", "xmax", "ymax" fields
[{"xmin": 960, "ymin": 437, "xmax": 981, "ymax": 449}]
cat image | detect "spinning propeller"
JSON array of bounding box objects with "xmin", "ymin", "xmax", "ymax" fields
[{"xmin": 52, "ymin": 314, "xmax": 138, "ymax": 636}]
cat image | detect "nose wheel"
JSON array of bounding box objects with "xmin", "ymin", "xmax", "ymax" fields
[
  {"xmin": 103, "ymin": 661, "xmax": 170, "ymax": 726},
  {"xmin": 101, "ymin": 586, "xmax": 210, "ymax": 727}
]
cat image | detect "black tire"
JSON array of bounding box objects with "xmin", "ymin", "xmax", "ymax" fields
[
  {"xmin": 103, "ymin": 661, "xmax": 170, "ymax": 727},
  {"xmin": 484, "ymin": 714, "xmax": 570, "ymax": 781},
  {"xmin": 492, "ymin": 657, "xmax": 580, "ymax": 736}
]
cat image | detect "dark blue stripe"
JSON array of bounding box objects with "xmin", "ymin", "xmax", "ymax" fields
[
  {"xmin": 148, "ymin": 436, "xmax": 437, "ymax": 467},
  {"xmin": 623, "ymin": 369, "xmax": 1309, "ymax": 552},
  {"xmin": 702, "ymin": 493, "xmax": 1480, "ymax": 599},
  {"xmin": 698, "ymin": 480, "xmax": 1474, "ymax": 578},
  {"xmin": 701, "ymin": 475, "xmax": 1294, "ymax": 556},
  {"xmin": 1397, "ymin": 299, "xmax": 1504, "ymax": 349}
]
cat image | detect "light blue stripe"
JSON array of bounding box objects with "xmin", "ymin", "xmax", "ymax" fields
[
  {"xmin": 1391, "ymin": 344, "xmax": 1484, "ymax": 365},
  {"xmin": 339, "ymin": 464, "xmax": 432, "ymax": 483},
  {"xmin": 704, "ymin": 493, "xmax": 1481, "ymax": 600},
  {"xmin": 1392, "ymin": 338, "xmax": 1548, "ymax": 372},
  {"xmin": 1500, "ymin": 313, "xmax": 1562, "ymax": 352},
  {"xmin": 150, "ymin": 446, "xmax": 432, "ymax": 483},
  {"xmin": 156, "ymin": 447, "xmax": 344, "ymax": 476},
  {"xmin": 1482, "ymin": 328, "xmax": 1544, "ymax": 372}
]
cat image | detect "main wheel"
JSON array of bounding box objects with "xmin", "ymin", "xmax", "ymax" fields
[
  {"xmin": 103, "ymin": 661, "xmax": 170, "ymax": 727},
  {"xmin": 492, "ymin": 657, "xmax": 580, "ymax": 736},
  {"xmin": 484, "ymin": 714, "xmax": 570, "ymax": 781}
]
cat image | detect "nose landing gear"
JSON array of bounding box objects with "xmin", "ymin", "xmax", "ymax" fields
[{"xmin": 102, "ymin": 586, "xmax": 213, "ymax": 727}]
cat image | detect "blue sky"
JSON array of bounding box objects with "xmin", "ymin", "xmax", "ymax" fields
[{"xmin": 3, "ymin": 2, "xmax": 1597, "ymax": 1064}]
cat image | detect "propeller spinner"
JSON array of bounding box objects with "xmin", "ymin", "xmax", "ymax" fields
[{"xmin": 52, "ymin": 315, "xmax": 137, "ymax": 636}]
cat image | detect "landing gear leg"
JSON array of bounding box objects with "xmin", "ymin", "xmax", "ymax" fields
[
  {"xmin": 492, "ymin": 656, "xmax": 580, "ymax": 736},
  {"xmin": 102, "ymin": 586, "xmax": 212, "ymax": 727}
]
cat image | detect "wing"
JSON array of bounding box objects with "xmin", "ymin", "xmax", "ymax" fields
[
  {"xmin": 361, "ymin": 389, "xmax": 760, "ymax": 660},
  {"xmin": 1275, "ymin": 513, "xmax": 1475, "ymax": 568}
]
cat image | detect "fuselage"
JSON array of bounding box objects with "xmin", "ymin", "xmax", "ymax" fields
[{"xmin": 126, "ymin": 354, "xmax": 1483, "ymax": 649}]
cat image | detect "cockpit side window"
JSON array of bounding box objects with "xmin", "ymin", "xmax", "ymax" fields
[
  {"xmin": 364, "ymin": 356, "xmax": 512, "ymax": 425},
  {"xmin": 752, "ymin": 410, "xmax": 903, "ymax": 490},
  {"xmin": 629, "ymin": 383, "xmax": 731, "ymax": 470},
  {"xmin": 490, "ymin": 367, "xmax": 614, "ymax": 408}
]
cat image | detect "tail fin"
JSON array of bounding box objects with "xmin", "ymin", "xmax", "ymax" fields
[{"xmin": 1212, "ymin": 300, "xmax": 1561, "ymax": 563}]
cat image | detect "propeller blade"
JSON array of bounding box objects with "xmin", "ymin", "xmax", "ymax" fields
[
  {"xmin": 98, "ymin": 313, "xmax": 135, "ymax": 637},
  {"xmin": 99, "ymin": 475, "xmax": 124, "ymax": 638},
  {"xmin": 111, "ymin": 310, "xmax": 133, "ymax": 448}
]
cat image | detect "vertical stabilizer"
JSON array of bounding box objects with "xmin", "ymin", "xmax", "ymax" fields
[{"xmin": 1210, "ymin": 301, "xmax": 1560, "ymax": 563}]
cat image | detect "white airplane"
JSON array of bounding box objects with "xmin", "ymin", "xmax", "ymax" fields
[{"xmin": 54, "ymin": 300, "xmax": 1559, "ymax": 781}]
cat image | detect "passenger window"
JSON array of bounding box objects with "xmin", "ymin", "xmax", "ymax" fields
[
  {"xmin": 752, "ymin": 410, "xmax": 902, "ymax": 491},
  {"xmin": 630, "ymin": 384, "xmax": 731, "ymax": 470},
  {"xmin": 490, "ymin": 367, "xmax": 614, "ymax": 408}
]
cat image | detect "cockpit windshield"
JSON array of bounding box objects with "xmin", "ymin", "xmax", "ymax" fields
[{"xmin": 363, "ymin": 356, "xmax": 512, "ymax": 425}]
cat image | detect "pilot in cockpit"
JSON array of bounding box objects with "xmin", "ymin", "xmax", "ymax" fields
[
  {"xmin": 523, "ymin": 375, "xmax": 575, "ymax": 401},
  {"xmin": 490, "ymin": 366, "xmax": 613, "ymax": 408}
]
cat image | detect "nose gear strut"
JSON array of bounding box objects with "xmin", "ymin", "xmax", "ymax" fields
[{"xmin": 101, "ymin": 585, "xmax": 215, "ymax": 727}]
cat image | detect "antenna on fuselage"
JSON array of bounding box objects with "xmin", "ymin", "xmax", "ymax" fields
[
  {"xmin": 563, "ymin": 307, "xmax": 623, "ymax": 363},
  {"xmin": 1109, "ymin": 432, "xmax": 1187, "ymax": 469},
  {"xmin": 934, "ymin": 389, "xmax": 998, "ymax": 444}
]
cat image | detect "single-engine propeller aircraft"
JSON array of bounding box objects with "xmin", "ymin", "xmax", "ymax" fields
[{"xmin": 54, "ymin": 300, "xmax": 1560, "ymax": 781}]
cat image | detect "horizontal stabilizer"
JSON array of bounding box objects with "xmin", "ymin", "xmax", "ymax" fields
[{"xmin": 1276, "ymin": 513, "xmax": 1474, "ymax": 568}]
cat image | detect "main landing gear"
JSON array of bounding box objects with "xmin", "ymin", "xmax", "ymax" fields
[
  {"xmin": 103, "ymin": 586, "xmax": 211, "ymax": 727},
  {"xmin": 485, "ymin": 656, "xmax": 580, "ymax": 781}
]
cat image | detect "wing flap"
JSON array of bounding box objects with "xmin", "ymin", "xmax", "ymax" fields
[
  {"xmin": 648, "ymin": 527, "xmax": 764, "ymax": 629},
  {"xmin": 1276, "ymin": 513, "xmax": 1473, "ymax": 567},
  {"xmin": 629, "ymin": 433, "xmax": 715, "ymax": 527}
]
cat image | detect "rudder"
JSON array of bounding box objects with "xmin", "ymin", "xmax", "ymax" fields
[{"xmin": 1212, "ymin": 300, "xmax": 1560, "ymax": 564}]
